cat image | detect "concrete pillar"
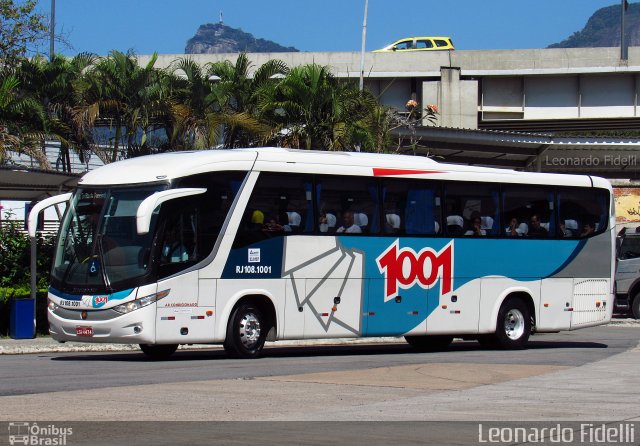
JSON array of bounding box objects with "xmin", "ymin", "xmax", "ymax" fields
[{"xmin": 422, "ymin": 67, "xmax": 478, "ymax": 129}]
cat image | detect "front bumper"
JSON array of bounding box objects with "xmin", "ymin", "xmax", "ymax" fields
[{"xmin": 48, "ymin": 303, "xmax": 156, "ymax": 344}]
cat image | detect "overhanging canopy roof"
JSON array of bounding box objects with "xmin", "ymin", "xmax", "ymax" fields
[
  {"xmin": 0, "ymin": 166, "xmax": 79, "ymax": 201},
  {"xmin": 393, "ymin": 126, "xmax": 640, "ymax": 179}
]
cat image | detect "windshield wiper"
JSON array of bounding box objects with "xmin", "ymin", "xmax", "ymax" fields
[{"xmin": 96, "ymin": 233, "xmax": 113, "ymax": 292}]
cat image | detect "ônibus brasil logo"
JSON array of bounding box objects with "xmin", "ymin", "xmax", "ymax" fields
[{"xmin": 376, "ymin": 240, "xmax": 454, "ymax": 302}]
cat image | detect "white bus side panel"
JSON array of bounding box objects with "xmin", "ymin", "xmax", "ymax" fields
[
  {"xmin": 537, "ymin": 278, "xmax": 573, "ymax": 332},
  {"xmin": 426, "ymin": 279, "xmax": 481, "ymax": 335},
  {"xmin": 156, "ymin": 270, "xmax": 215, "ymax": 343}
]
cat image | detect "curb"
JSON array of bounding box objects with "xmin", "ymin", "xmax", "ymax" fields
[
  {"xmin": 0, "ymin": 337, "xmax": 404, "ymax": 355},
  {"xmin": 1, "ymin": 320, "xmax": 638, "ymax": 355}
]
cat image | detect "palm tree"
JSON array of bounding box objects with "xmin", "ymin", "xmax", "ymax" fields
[
  {"xmin": 206, "ymin": 52, "xmax": 288, "ymax": 148},
  {"xmin": 73, "ymin": 51, "xmax": 171, "ymax": 163},
  {"xmin": 0, "ymin": 72, "xmax": 49, "ymax": 168},
  {"xmin": 169, "ymin": 56, "xmax": 271, "ymax": 149},
  {"xmin": 259, "ymin": 63, "xmax": 378, "ymax": 151},
  {"xmin": 17, "ymin": 53, "xmax": 97, "ymax": 171}
]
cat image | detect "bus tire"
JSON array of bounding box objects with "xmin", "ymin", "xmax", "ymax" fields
[
  {"xmin": 631, "ymin": 293, "xmax": 640, "ymax": 319},
  {"xmin": 224, "ymin": 304, "xmax": 266, "ymax": 359},
  {"xmin": 139, "ymin": 344, "xmax": 178, "ymax": 360},
  {"xmin": 404, "ymin": 335, "xmax": 453, "ymax": 351},
  {"xmin": 494, "ymin": 298, "xmax": 531, "ymax": 349}
]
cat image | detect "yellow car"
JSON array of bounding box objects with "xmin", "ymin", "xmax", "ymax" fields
[{"xmin": 374, "ymin": 37, "xmax": 454, "ymax": 52}]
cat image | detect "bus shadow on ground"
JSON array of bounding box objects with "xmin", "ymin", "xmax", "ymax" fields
[{"xmin": 48, "ymin": 339, "xmax": 609, "ymax": 363}]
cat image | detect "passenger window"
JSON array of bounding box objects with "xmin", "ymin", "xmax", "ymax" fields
[
  {"xmin": 178, "ymin": 171, "xmax": 246, "ymax": 253},
  {"xmin": 558, "ymin": 188, "xmax": 609, "ymax": 238},
  {"xmin": 503, "ymin": 186, "xmax": 555, "ymax": 238},
  {"xmin": 394, "ymin": 40, "xmax": 412, "ymax": 50},
  {"xmin": 318, "ymin": 176, "xmax": 379, "ymax": 235},
  {"xmin": 416, "ymin": 40, "xmax": 434, "ymax": 49},
  {"xmin": 234, "ymin": 173, "xmax": 312, "ymax": 248},
  {"xmin": 445, "ymin": 182, "xmax": 499, "ymax": 237},
  {"xmin": 434, "ymin": 39, "xmax": 449, "ymax": 47},
  {"xmin": 157, "ymin": 172, "xmax": 245, "ymax": 277},
  {"xmin": 382, "ymin": 179, "xmax": 441, "ymax": 235}
]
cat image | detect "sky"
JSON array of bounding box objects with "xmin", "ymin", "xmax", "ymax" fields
[{"xmin": 34, "ymin": 0, "xmax": 626, "ymax": 56}]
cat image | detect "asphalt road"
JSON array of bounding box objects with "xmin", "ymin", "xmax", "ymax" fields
[
  {"xmin": 0, "ymin": 326, "xmax": 636, "ymax": 397},
  {"xmin": 1, "ymin": 326, "xmax": 639, "ymax": 445}
]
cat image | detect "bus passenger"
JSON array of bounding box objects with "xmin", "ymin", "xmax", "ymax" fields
[
  {"xmin": 464, "ymin": 216, "xmax": 486, "ymax": 236},
  {"xmin": 336, "ymin": 211, "xmax": 362, "ymax": 234},
  {"xmin": 559, "ymin": 221, "xmax": 572, "ymax": 237},
  {"xmin": 506, "ymin": 217, "xmax": 524, "ymax": 236},
  {"xmin": 528, "ymin": 214, "xmax": 548, "ymax": 237},
  {"xmin": 581, "ymin": 222, "xmax": 595, "ymax": 237}
]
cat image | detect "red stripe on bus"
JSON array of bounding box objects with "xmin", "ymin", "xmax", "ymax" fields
[{"xmin": 372, "ymin": 168, "xmax": 441, "ymax": 176}]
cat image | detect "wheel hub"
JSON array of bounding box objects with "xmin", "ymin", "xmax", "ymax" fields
[
  {"xmin": 239, "ymin": 312, "xmax": 261, "ymax": 348},
  {"xmin": 504, "ymin": 308, "xmax": 525, "ymax": 340}
]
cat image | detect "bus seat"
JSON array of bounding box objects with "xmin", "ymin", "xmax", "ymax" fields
[
  {"xmin": 287, "ymin": 211, "xmax": 301, "ymax": 227},
  {"xmin": 385, "ymin": 213, "xmax": 401, "ymax": 232},
  {"xmin": 325, "ymin": 212, "xmax": 336, "ymax": 228},
  {"xmin": 446, "ymin": 215, "xmax": 464, "ymax": 235},
  {"xmin": 354, "ymin": 212, "xmax": 369, "ymax": 229},
  {"xmin": 480, "ymin": 216, "xmax": 494, "ymax": 230},
  {"xmin": 540, "ymin": 222, "xmax": 550, "ymax": 231},
  {"xmin": 565, "ymin": 219, "xmax": 578, "ymax": 230}
]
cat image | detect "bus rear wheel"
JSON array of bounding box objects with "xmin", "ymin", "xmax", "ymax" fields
[
  {"xmin": 139, "ymin": 344, "xmax": 178, "ymax": 360},
  {"xmin": 404, "ymin": 335, "xmax": 453, "ymax": 351},
  {"xmin": 224, "ymin": 304, "xmax": 266, "ymax": 359},
  {"xmin": 491, "ymin": 298, "xmax": 531, "ymax": 349},
  {"xmin": 631, "ymin": 292, "xmax": 640, "ymax": 319}
]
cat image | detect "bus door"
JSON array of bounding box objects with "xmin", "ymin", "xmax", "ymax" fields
[{"xmin": 154, "ymin": 206, "xmax": 213, "ymax": 343}]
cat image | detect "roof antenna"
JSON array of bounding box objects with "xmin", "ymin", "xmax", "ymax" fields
[{"xmin": 219, "ymin": 10, "xmax": 223, "ymax": 25}]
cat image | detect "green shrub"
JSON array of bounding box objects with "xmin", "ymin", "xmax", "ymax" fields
[
  {"xmin": 0, "ymin": 213, "xmax": 55, "ymax": 336},
  {"xmin": 0, "ymin": 213, "xmax": 55, "ymax": 290}
]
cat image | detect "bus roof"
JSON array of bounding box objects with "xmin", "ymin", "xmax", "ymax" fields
[{"xmin": 77, "ymin": 147, "xmax": 610, "ymax": 190}]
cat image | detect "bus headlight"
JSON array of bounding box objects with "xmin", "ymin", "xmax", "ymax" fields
[
  {"xmin": 48, "ymin": 299, "xmax": 58, "ymax": 311},
  {"xmin": 113, "ymin": 289, "xmax": 170, "ymax": 314}
]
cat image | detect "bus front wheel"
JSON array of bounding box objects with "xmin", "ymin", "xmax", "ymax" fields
[
  {"xmin": 404, "ymin": 335, "xmax": 453, "ymax": 351},
  {"xmin": 139, "ymin": 344, "xmax": 178, "ymax": 360},
  {"xmin": 224, "ymin": 304, "xmax": 266, "ymax": 359},
  {"xmin": 489, "ymin": 298, "xmax": 531, "ymax": 349}
]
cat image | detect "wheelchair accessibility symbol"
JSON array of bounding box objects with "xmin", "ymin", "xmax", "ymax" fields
[{"xmin": 89, "ymin": 259, "xmax": 100, "ymax": 275}]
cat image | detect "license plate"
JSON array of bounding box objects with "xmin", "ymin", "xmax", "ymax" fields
[{"xmin": 76, "ymin": 326, "xmax": 93, "ymax": 337}]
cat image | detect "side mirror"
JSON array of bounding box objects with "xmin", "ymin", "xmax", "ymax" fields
[
  {"xmin": 28, "ymin": 193, "xmax": 72, "ymax": 237},
  {"xmin": 136, "ymin": 188, "xmax": 206, "ymax": 235}
]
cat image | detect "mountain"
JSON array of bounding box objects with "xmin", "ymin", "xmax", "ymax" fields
[
  {"xmin": 185, "ymin": 23, "xmax": 299, "ymax": 54},
  {"xmin": 548, "ymin": 2, "xmax": 640, "ymax": 48}
]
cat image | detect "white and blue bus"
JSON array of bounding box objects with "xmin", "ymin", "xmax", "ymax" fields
[{"xmin": 29, "ymin": 148, "xmax": 615, "ymax": 359}]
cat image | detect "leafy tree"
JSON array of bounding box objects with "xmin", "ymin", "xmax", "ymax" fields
[
  {"xmin": 259, "ymin": 63, "xmax": 378, "ymax": 150},
  {"xmin": 16, "ymin": 53, "xmax": 97, "ymax": 170},
  {"xmin": 206, "ymin": 52, "xmax": 288, "ymax": 147},
  {"xmin": 0, "ymin": 71, "xmax": 48, "ymax": 167},
  {"xmin": 0, "ymin": 0, "xmax": 49, "ymax": 69},
  {"xmin": 73, "ymin": 51, "xmax": 171, "ymax": 162},
  {"xmin": 169, "ymin": 56, "xmax": 268, "ymax": 149}
]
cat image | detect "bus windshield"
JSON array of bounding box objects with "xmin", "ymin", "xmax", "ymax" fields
[{"xmin": 51, "ymin": 185, "xmax": 167, "ymax": 293}]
